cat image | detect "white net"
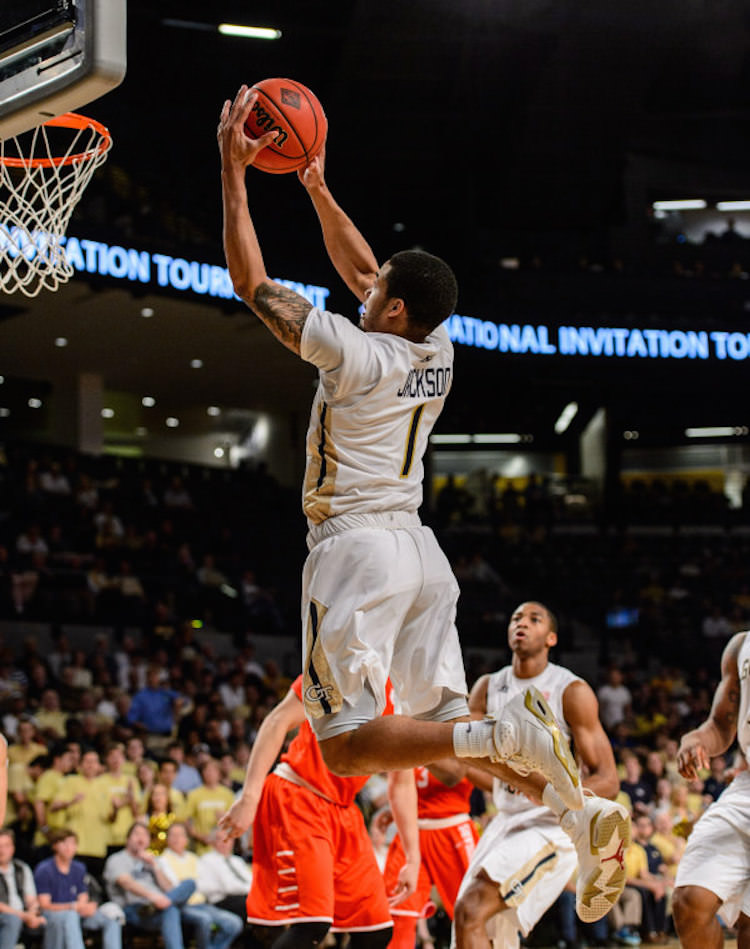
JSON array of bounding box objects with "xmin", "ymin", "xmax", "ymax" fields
[{"xmin": 0, "ymin": 113, "xmax": 112, "ymax": 297}]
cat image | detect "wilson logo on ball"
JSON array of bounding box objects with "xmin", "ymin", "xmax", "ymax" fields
[
  {"xmin": 280, "ymin": 88, "xmax": 301, "ymax": 109},
  {"xmin": 249, "ymin": 101, "xmax": 289, "ymax": 146},
  {"xmin": 245, "ymin": 77, "xmax": 327, "ymax": 174}
]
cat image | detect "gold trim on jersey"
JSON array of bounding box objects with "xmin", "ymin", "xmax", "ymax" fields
[
  {"xmin": 303, "ymin": 598, "xmax": 343, "ymax": 719},
  {"xmin": 499, "ymin": 841, "xmax": 558, "ymax": 908},
  {"xmin": 303, "ymin": 400, "xmax": 338, "ymax": 525}
]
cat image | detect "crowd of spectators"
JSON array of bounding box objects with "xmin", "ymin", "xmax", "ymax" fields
[{"xmin": 0, "ymin": 440, "xmax": 746, "ymax": 948}]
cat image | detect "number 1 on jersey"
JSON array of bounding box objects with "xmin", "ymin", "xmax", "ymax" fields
[{"xmin": 400, "ymin": 403, "xmax": 425, "ymax": 478}]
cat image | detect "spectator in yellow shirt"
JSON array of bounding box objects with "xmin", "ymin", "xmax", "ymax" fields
[
  {"xmin": 184, "ymin": 761, "xmax": 235, "ymax": 855},
  {"xmin": 34, "ymin": 690, "xmax": 68, "ymax": 741},
  {"xmin": 97, "ymin": 743, "xmax": 141, "ymax": 852},
  {"xmin": 7, "ymin": 719, "xmax": 46, "ymax": 769},
  {"xmin": 32, "ymin": 743, "xmax": 74, "ymax": 848},
  {"xmin": 53, "ymin": 748, "xmax": 110, "ymax": 880}
]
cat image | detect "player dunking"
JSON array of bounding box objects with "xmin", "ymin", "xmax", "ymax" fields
[
  {"xmin": 453, "ymin": 602, "xmax": 630, "ymax": 949},
  {"xmin": 218, "ymin": 676, "xmax": 417, "ymax": 949},
  {"xmin": 672, "ymin": 630, "xmax": 750, "ymax": 949},
  {"xmin": 217, "ymin": 86, "xmax": 582, "ymax": 821}
]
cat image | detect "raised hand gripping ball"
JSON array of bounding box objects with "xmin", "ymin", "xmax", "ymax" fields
[{"xmin": 244, "ymin": 77, "xmax": 327, "ymax": 174}]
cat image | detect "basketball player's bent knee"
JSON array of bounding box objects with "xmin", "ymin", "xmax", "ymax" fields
[
  {"xmin": 319, "ymin": 729, "xmax": 365, "ymax": 776},
  {"xmin": 454, "ymin": 878, "xmax": 503, "ymax": 937}
]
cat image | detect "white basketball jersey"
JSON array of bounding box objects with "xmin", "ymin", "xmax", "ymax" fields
[
  {"xmin": 300, "ymin": 308, "xmax": 453, "ymax": 526},
  {"xmin": 486, "ymin": 663, "xmax": 582, "ymax": 823},
  {"xmin": 735, "ymin": 632, "xmax": 750, "ymax": 765}
]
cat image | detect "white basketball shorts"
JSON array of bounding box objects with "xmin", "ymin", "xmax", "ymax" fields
[
  {"xmin": 453, "ymin": 814, "xmax": 576, "ymax": 948},
  {"xmin": 675, "ymin": 769, "xmax": 750, "ymax": 926},
  {"xmin": 301, "ymin": 512, "xmax": 469, "ymax": 739}
]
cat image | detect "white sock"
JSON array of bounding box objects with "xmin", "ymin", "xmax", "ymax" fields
[
  {"xmin": 542, "ymin": 782, "xmax": 568, "ymax": 818},
  {"xmin": 452, "ymin": 720, "xmax": 495, "ymax": 758}
]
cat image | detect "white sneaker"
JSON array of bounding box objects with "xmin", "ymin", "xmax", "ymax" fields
[
  {"xmin": 491, "ymin": 686, "xmax": 584, "ymax": 812},
  {"xmin": 561, "ymin": 791, "xmax": 632, "ymax": 923}
]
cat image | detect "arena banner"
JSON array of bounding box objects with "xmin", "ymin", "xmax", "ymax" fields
[{"xmin": 6, "ymin": 229, "xmax": 745, "ymax": 363}]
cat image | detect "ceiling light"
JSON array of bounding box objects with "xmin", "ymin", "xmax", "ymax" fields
[
  {"xmin": 429, "ymin": 434, "xmax": 472, "ymax": 445},
  {"xmin": 28, "ymin": 398, "xmax": 42, "ymax": 408},
  {"xmin": 473, "ymin": 433, "xmax": 523, "ymax": 444},
  {"xmin": 142, "ymin": 396, "xmax": 155, "ymax": 407},
  {"xmin": 190, "ymin": 359, "xmax": 203, "ymax": 369},
  {"xmin": 0, "ymin": 408, "xmax": 9, "ymax": 417},
  {"xmin": 554, "ymin": 401, "xmax": 579, "ymax": 434},
  {"xmin": 685, "ymin": 426, "xmax": 738, "ymax": 438},
  {"xmin": 214, "ymin": 447, "xmax": 225, "ymax": 458},
  {"xmin": 716, "ymin": 201, "xmax": 750, "ymax": 211},
  {"xmin": 101, "ymin": 408, "xmax": 114, "ymax": 419},
  {"xmin": 140, "ymin": 307, "xmax": 154, "ymax": 318},
  {"xmin": 218, "ymin": 23, "xmax": 282, "ymax": 39},
  {"xmin": 207, "ymin": 406, "xmax": 221, "ymax": 417},
  {"xmin": 55, "ymin": 337, "xmax": 68, "ymax": 347},
  {"xmin": 166, "ymin": 417, "xmax": 179, "ymax": 428},
  {"xmin": 652, "ymin": 200, "xmax": 706, "ymax": 211}
]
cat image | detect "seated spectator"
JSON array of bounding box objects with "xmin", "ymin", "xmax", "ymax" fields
[
  {"xmin": 197, "ymin": 831, "xmax": 253, "ymax": 922},
  {"xmin": 607, "ymin": 883, "xmax": 643, "ymax": 947},
  {"xmin": 8, "ymin": 716, "xmax": 46, "ymax": 768},
  {"xmin": 183, "ymin": 759, "xmax": 235, "ymax": 855},
  {"xmin": 156, "ymin": 758, "xmax": 186, "ymax": 814},
  {"xmin": 158, "ymin": 823, "xmax": 243, "ymax": 949},
  {"xmin": 103, "ymin": 821, "xmax": 195, "ymax": 949},
  {"xmin": 642, "ymin": 750, "xmax": 667, "ymax": 798},
  {"xmin": 668, "ymin": 783, "xmax": 700, "ymax": 836},
  {"xmin": 650, "ymin": 810, "xmax": 686, "ymax": 882},
  {"xmin": 35, "ymin": 828, "xmax": 123, "ymax": 949},
  {"xmin": 598, "ymin": 666, "xmax": 633, "ymax": 733},
  {"xmin": 145, "ymin": 784, "xmax": 180, "ymax": 855},
  {"xmin": 35, "ymin": 689, "xmax": 69, "ymax": 741},
  {"xmin": 627, "ymin": 814, "xmax": 669, "ymax": 944},
  {"xmin": 0, "ymin": 826, "xmax": 46, "ymax": 947},
  {"xmin": 39, "ymin": 462, "xmax": 72, "ymax": 497},
  {"xmin": 620, "ymin": 751, "xmax": 653, "ymax": 815},
  {"xmin": 166, "ymin": 742, "xmax": 202, "ymax": 794},
  {"xmin": 702, "ymin": 755, "xmax": 728, "ymax": 802}
]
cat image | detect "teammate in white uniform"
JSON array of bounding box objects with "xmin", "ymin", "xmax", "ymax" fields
[
  {"xmin": 453, "ymin": 602, "xmax": 630, "ymax": 949},
  {"xmin": 672, "ymin": 630, "xmax": 750, "ymax": 949},
  {"xmin": 217, "ymin": 86, "xmax": 585, "ymax": 824}
]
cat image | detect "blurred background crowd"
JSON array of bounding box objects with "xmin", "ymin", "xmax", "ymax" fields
[{"xmin": 0, "ymin": 439, "xmax": 745, "ymax": 948}]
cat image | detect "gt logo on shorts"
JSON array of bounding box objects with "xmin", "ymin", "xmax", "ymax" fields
[
  {"xmin": 305, "ymin": 683, "xmax": 337, "ymax": 705},
  {"xmin": 303, "ymin": 598, "xmax": 343, "ymax": 719}
]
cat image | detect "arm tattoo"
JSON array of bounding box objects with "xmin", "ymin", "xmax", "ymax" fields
[{"xmin": 252, "ymin": 282, "xmax": 312, "ymax": 352}]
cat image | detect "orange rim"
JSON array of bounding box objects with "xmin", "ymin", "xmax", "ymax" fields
[{"xmin": 0, "ymin": 112, "xmax": 112, "ymax": 169}]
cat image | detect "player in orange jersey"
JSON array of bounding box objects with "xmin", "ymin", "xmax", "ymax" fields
[
  {"xmin": 384, "ymin": 760, "xmax": 480, "ymax": 949},
  {"xmin": 218, "ymin": 676, "xmax": 418, "ymax": 949}
]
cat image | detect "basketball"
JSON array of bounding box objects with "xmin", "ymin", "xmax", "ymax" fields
[{"xmin": 243, "ymin": 77, "xmax": 327, "ymax": 175}]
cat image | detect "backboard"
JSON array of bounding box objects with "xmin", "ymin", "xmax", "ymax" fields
[{"xmin": 0, "ymin": 0, "xmax": 126, "ymax": 138}]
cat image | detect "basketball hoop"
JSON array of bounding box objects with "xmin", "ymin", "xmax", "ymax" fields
[{"xmin": 0, "ymin": 112, "xmax": 112, "ymax": 297}]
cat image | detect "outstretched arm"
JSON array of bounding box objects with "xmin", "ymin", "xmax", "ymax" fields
[
  {"xmin": 217, "ymin": 685, "xmax": 305, "ymax": 838},
  {"xmin": 218, "ymin": 85, "xmax": 317, "ymax": 354},
  {"xmin": 298, "ymin": 149, "xmax": 379, "ymax": 302},
  {"xmin": 386, "ymin": 769, "xmax": 420, "ymax": 906},
  {"xmin": 677, "ymin": 632, "xmax": 744, "ymax": 779}
]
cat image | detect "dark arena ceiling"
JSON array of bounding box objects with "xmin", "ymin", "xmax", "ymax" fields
[{"xmin": 1, "ymin": 0, "xmax": 750, "ymax": 455}]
